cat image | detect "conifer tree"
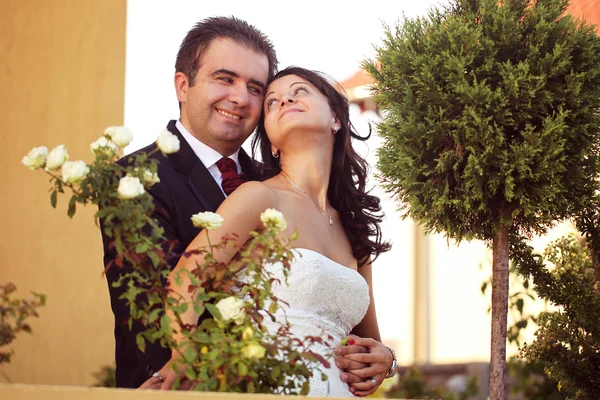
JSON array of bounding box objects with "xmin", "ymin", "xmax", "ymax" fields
[{"xmin": 366, "ymin": 0, "xmax": 600, "ymax": 398}]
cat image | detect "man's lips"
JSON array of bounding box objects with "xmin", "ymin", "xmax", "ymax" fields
[{"xmin": 216, "ymin": 108, "xmax": 244, "ymax": 120}]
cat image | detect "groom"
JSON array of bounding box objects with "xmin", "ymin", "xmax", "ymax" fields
[{"xmin": 101, "ymin": 16, "xmax": 386, "ymax": 392}]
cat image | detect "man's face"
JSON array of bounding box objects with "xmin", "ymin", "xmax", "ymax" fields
[{"xmin": 176, "ymin": 38, "xmax": 269, "ymax": 155}]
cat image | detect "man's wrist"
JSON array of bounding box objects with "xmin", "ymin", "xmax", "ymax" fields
[{"xmin": 384, "ymin": 345, "xmax": 398, "ymax": 379}]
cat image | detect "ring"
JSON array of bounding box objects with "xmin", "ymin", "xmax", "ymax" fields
[
  {"xmin": 369, "ymin": 377, "xmax": 377, "ymax": 387},
  {"xmin": 152, "ymin": 371, "xmax": 164, "ymax": 382}
]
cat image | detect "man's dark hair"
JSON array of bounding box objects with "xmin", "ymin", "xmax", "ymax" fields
[{"xmin": 175, "ymin": 16, "xmax": 278, "ymax": 87}]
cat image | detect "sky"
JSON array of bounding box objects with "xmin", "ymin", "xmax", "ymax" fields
[
  {"xmin": 124, "ymin": 0, "xmax": 446, "ymax": 150},
  {"xmin": 123, "ymin": 0, "xmax": 505, "ymax": 366}
]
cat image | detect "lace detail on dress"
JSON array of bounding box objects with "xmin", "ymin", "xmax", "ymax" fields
[{"xmin": 242, "ymin": 248, "xmax": 370, "ymax": 397}]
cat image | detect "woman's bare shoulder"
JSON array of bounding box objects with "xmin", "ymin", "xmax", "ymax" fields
[{"xmin": 224, "ymin": 181, "xmax": 280, "ymax": 210}]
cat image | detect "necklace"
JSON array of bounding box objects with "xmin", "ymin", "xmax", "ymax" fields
[{"xmin": 280, "ymin": 171, "xmax": 333, "ymax": 226}]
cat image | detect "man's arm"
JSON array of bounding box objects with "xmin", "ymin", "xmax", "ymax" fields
[{"xmin": 101, "ymin": 163, "xmax": 182, "ymax": 388}]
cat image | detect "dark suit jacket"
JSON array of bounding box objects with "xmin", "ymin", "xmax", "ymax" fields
[{"xmin": 101, "ymin": 120, "xmax": 259, "ymax": 388}]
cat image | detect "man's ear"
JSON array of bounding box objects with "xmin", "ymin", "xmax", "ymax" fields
[{"xmin": 174, "ymin": 72, "xmax": 189, "ymax": 104}]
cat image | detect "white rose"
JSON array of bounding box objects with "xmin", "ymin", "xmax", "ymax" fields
[
  {"xmin": 156, "ymin": 129, "xmax": 180, "ymax": 154},
  {"xmin": 22, "ymin": 146, "xmax": 48, "ymax": 170},
  {"xmin": 130, "ymin": 168, "xmax": 160, "ymax": 186},
  {"xmin": 215, "ymin": 296, "xmax": 245, "ymax": 325},
  {"xmin": 191, "ymin": 211, "xmax": 224, "ymax": 231},
  {"xmin": 45, "ymin": 144, "xmax": 69, "ymax": 170},
  {"xmin": 243, "ymin": 343, "xmax": 266, "ymax": 359},
  {"xmin": 104, "ymin": 126, "xmax": 133, "ymax": 148},
  {"xmin": 117, "ymin": 176, "xmax": 146, "ymax": 199},
  {"xmin": 142, "ymin": 168, "xmax": 160, "ymax": 186},
  {"xmin": 61, "ymin": 160, "xmax": 89, "ymax": 184},
  {"xmin": 90, "ymin": 136, "xmax": 118, "ymax": 155},
  {"xmin": 260, "ymin": 208, "xmax": 287, "ymax": 231}
]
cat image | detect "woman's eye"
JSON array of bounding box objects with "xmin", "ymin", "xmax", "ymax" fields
[
  {"xmin": 293, "ymin": 86, "xmax": 308, "ymax": 95},
  {"xmin": 266, "ymin": 98, "xmax": 277, "ymax": 108}
]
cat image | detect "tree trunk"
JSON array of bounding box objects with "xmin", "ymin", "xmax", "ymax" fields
[{"xmin": 490, "ymin": 225, "xmax": 509, "ymax": 400}]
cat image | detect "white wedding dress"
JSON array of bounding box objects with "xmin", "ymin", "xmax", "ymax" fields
[{"xmin": 244, "ymin": 248, "xmax": 371, "ymax": 397}]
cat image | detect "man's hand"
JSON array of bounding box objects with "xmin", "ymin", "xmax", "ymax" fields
[
  {"xmin": 137, "ymin": 354, "xmax": 193, "ymax": 391},
  {"xmin": 335, "ymin": 335, "xmax": 393, "ymax": 397}
]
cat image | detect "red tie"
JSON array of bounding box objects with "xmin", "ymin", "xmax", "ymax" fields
[{"xmin": 216, "ymin": 157, "xmax": 247, "ymax": 195}]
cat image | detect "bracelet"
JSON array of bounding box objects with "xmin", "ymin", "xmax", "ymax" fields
[{"xmin": 384, "ymin": 345, "xmax": 398, "ymax": 379}]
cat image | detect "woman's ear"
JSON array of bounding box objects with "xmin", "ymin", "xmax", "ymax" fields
[
  {"xmin": 331, "ymin": 116, "xmax": 341, "ymax": 133},
  {"xmin": 271, "ymin": 146, "xmax": 280, "ymax": 158}
]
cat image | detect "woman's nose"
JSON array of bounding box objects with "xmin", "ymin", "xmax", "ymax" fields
[{"xmin": 280, "ymin": 95, "xmax": 295, "ymax": 107}]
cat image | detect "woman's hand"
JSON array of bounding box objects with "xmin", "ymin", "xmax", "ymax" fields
[{"xmin": 334, "ymin": 335, "xmax": 393, "ymax": 397}]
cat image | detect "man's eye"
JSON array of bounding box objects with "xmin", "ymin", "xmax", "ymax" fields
[
  {"xmin": 249, "ymin": 86, "xmax": 262, "ymax": 95},
  {"xmin": 219, "ymin": 77, "xmax": 233, "ymax": 83}
]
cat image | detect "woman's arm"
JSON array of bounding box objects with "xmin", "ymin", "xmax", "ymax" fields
[
  {"xmin": 351, "ymin": 260, "xmax": 381, "ymax": 341},
  {"xmin": 335, "ymin": 259, "xmax": 395, "ymax": 397},
  {"xmin": 148, "ymin": 181, "xmax": 277, "ymax": 389},
  {"xmin": 167, "ymin": 181, "xmax": 277, "ymax": 335}
]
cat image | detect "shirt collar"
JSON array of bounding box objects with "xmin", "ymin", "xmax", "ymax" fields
[{"xmin": 176, "ymin": 120, "xmax": 240, "ymax": 170}]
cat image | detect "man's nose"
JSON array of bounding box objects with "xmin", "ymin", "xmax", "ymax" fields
[{"xmin": 228, "ymin": 84, "xmax": 249, "ymax": 107}]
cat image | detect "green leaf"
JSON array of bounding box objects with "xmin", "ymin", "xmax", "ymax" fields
[
  {"xmin": 136, "ymin": 333, "xmax": 146, "ymax": 353},
  {"xmin": 184, "ymin": 344, "xmax": 197, "ymax": 362},
  {"xmin": 67, "ymin": 196, "xmax": 77, "ymax": 218},
  {"xmin": 270, "ymin": 365, "xmax": 281, "ymax": 380},
  {"xmin": 193, "ymin": 302, "xmax": 205, "ymax": 316},
  {"xmin": 238, "ymin": 362, "xmax": 248, "ymax": 376},
  {"xmin": 300, "ymin": 380, "xmax": 310, "ymax": 396},
  {"xmin": 516, "ymin": 298, "xmax": 524, "ymax": 314},
  {"xmin": 50, "ymin": 190, "xmax": 57, "ymax": 208},
  {"xmin": 159, "ymin": 314, "xmax": 172, "ymax": 335},
  {"xmin": 206, "ymin": 303, "xmax": 222, "ymax": 321},
  {"xmin": 135, "ymin": 242, "xmax": 148, "ymax": 253},
  {"xmin": 184, "ymin": 367, "xmax": 197, "ymax": 381},
  {"xmin": 147, "ymin": 308, "xmax": 161, "ymax": 324}
]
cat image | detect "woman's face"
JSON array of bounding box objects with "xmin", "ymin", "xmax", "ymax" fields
[{"xmin": 262, "ymin": 74, "xmax": 336, "ymax": 149}]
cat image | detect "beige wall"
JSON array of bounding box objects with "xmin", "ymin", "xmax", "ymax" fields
[
  {"xmin": 0, "ymin": 0, "xmax": 126, "ymax": 386},
  {"xmin": 1, "ymin": 384, "xmax": 392, "ymax": 400}
]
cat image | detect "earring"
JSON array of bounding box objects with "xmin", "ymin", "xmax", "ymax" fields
[
  {"xmin": 332, "ymin": 126, "xmax": 340, "ymax": 133},
  {"xmin": 272, "ymin": 150, "xmax": 279, "ymax": 159}
]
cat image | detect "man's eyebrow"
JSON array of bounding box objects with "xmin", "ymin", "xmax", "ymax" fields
[
  {"xmin": 265, "ymin": 81, "xmax": 307, "ymax": 99},
  {"xmin": 212, "ymin": 69, "xmax": 266, "ymax": 92}
]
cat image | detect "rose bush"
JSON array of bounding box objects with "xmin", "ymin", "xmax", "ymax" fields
[{"xmin": 23, "ymin": 126, "xmax": 329, "ymax": 395}]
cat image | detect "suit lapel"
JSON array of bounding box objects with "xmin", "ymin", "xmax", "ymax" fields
[
  {"xmin": 165, "ymin": 120, "xmax": 225, "ymax": 212},
  {"xmin": 239, "ymin": 148, "xmax": 260, "ymax": 181}
]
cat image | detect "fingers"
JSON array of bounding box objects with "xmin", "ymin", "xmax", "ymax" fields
[
  {"xmin": 335, "ymin": 356, "xmax": 367, "ymax": 371},
  {"xmin": 160, "ymin": 369, "xmax": 178, "ymax": 390},
  {"xmin": 138, "ymin": 378, "xmax": 162, "ymax": 390},
  {"xmin": 334, "ymin": 344, "xmax": 368, "ymax": 357},
  {"xmin": 344, "ymin": 335, "xmax": 378, "ymax": 348},
  {"xmin": 351, "ymin": 387, "xmax": 378, "ymax": 397},
  {"xmin": 347, "ymin": 375, "xmax": 384, "ymax": 397},
  {"xmin": 343, "ymin": 351, "xmax": 389, "ymax": 365},
  {"xmin": 346, "ymin": 365, "xmax": 381, "ymax": 380},
  {"xmin": 339, "ymin": 372, "xmax": 363, "ymax": 384}
]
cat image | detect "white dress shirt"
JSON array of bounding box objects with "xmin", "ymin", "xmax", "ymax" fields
[{"xmin": 176, "ymin": 120, "xmax": 241, "ymax": 197}]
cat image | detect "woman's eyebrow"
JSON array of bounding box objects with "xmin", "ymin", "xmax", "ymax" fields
[{"xmin": 265, "ymin": 82, "xmax": 307, "ymax": 99}]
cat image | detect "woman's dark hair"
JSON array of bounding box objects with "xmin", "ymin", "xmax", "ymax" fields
[{"xmin": 252, "ymin": 66, "xmax": 390, "ymax": 266}]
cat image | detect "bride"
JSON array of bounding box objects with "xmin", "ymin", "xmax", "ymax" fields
[{"xmin": 151, "ymin": 66, "xmax": 393, "ymax": 397}]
